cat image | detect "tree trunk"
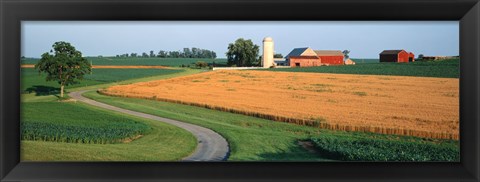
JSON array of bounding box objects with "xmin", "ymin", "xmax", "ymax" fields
[{"xmin": 60, "ymin": 85, "xmax": 64, "ymax": 98}]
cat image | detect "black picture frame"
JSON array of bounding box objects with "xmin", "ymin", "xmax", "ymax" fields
[{"xmin": 1, "ymin": 0, "xmax": 479, "ymax": 181}]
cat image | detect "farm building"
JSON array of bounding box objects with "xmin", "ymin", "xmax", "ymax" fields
[
  {"xmin": 274, "ymin": 58, "xmax": 288, "ymax": 66},
  {"xmin": 285, "ymin": 48, "xmax": 346, "ymax": 67},
  {"xmin": 285, "ymin": 47, "xmax": 322, "ymax": 67},
  {"xmin": 262, "ymin": 37, "xmax": 275, "ymax": 68},
  {"xmin": 345, "ymin": 58, "xmax": 356, "ymax": 65},
  {"xmin": 422, "ymin": 56, "xmax": 459, "ymax": 60},
  {"xmin": 408, "ymin": 52, "xmax": 415, "ymax": 62},
  {"xmin": 379, "ymin": 50, "xmax": 415, "ymax": 63},
  {"xmin": 314, "ymin": 50, "xmax": 344, "ymax": 65}
]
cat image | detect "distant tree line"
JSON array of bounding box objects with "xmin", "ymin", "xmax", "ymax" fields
[{"xmin": 115, "ymin": 48, "xmax": 217, "ymax": 59}]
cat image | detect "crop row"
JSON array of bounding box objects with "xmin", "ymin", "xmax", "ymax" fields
[
  {"xmin": 21, "ymin": 120, "xmax": 151, "ymax": 144},
  {"xmin": 98, "ymin": 89, "xmax": 458, "ymax": 140},
  {"xmin": 264, "ymin": 59, "xmax": 460, "ymax": 78},
  {"xmin": 310, "ymin": 136, "xmax": 459, "ymax": 161}
]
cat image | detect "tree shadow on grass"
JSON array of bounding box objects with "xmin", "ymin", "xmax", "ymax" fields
[
  {"xmin": 24, "ymin": 85, "xmax": 60, "ymax": 96},
  {"xmin": 255, "ymin": 140, "xmax": 337, "ymax": 162}
]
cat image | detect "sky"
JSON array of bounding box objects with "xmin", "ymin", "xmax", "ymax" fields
[{"xmin": 21, "ymin": 21, "xmax": 459, "ymax": 59}]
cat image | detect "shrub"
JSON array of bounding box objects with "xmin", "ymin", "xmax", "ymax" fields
[{"xmin": 195, "ymin": 61, "xmax": 208, "ymax": 68}]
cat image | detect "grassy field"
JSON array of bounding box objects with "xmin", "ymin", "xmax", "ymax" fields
[
  {"xmin": 21, "ymin": 68, "xmax": 183, "ymax": 95},
  {"xmin": 21, "ymin": 101, "xmax": 197, "ymax": 161},
  {"xmin": 22, "ymin": 57, "xmax": 228, "ymax": 67},
  {"xmin": 21, "ymin": 68, "xmax": 202, "ymax": 161},
  {"xmin": 268, "ymin": 59, "xmax": 459, "ymax": 78},
  {"xmin": 101, "ymin": 70, "xmax": 459, "ymax": 139},
  {"xmin": 85, "ymin": 91, "xmax": 459, "ymax": 161},
  {"xmin": 20, "ymin": 57, "xmax": 460, "ymax": 161}
]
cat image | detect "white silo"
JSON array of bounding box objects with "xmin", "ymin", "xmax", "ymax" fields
[{"xmin": 262, "ymin": 37, "xmax": 274, "ymax": 68}]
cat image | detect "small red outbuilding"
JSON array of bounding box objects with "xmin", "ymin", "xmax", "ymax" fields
[
  {"xmin": 314, "ymin": 50, "xmax": 344, "ymax": 65},
  {"xmin": 408, "ymin": 52, "xmax": 415, "ymax": 62},
  {"xmin": 379, "ymin": 50, "xmax": 415, "ymax": 63}
]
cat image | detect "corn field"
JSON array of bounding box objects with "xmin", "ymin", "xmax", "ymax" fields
[
  {"xmin": 310, "ymin": 136, "xmax": 459, "ymax": 161},
  {"xmin": 21, "ymin": 121, "xmax": 150, "ymax": 144}
]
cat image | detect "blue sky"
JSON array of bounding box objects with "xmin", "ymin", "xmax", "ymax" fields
[{"xmin": 22, "ymin": 21, "xmax": 459, "ymax": 58}]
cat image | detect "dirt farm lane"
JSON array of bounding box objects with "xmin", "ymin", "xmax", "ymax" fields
[{"xmin": 69, "ymin": 90, "xmax": 230, "ymax": 161}]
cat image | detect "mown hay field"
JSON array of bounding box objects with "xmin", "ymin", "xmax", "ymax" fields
[{"xmin": 102, "ymin": 70, "xmax": 459, "ymax": 139}]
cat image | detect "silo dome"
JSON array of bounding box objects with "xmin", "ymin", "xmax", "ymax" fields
[{"xmin": 263, "ymin": 37, "xmax": 273, "ymax": 42}]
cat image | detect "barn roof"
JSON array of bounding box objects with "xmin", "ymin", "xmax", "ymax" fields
[
  {"xmin": 314, "ymin": 50, "xmax": 344, "ymax": 56},
  {"xmin": 380, "ymin": 50, "xmax": 406, "ymax": 55},
  {"xmin": 286, "ymin": 48, "xmax": 310, "ymax": 58}
]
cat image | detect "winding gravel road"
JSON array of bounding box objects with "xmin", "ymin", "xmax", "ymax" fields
[{"xmin": 69, "ymin": 90, "xmax": 230, "ymax": 161}]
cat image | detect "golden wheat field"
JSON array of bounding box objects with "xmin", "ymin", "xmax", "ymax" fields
[{"xmin": 101, "ymin": 70, "xmax": 459, "ymax": 139}]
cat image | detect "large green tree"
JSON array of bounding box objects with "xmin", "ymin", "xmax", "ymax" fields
[
  {"xmin": 226, "ymin": 38, "xmax": 259, "ymax": 67},
  {"xmin": 35, "ymin": 41, "xmax": 91, "ymax": 98}
]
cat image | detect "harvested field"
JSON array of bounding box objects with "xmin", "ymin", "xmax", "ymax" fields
[
  {"xmin": 21, "ymin": 64, "xmax": 172, "ymax": 69},
  {"xmin": 101, "ymin": 70, "xmax": 459, "ymax": 139}
]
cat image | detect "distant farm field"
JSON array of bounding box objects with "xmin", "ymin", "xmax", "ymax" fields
[
  {"xmin": 101, "ymin": 70, "xmax": 459, "ymax": 139},
  {"xmin": 267, "ymin": 59, "xmax": 459, "ymax": 78},
  {"xmin": 351, "ymin": 58, "xmax": 379, "ymax": 64},
  {"xmin": 21, "ymin": 64, "xmax": 172, "ymax": 69},
  {"xmin": 22, "ymin": 57, "xmax": 228, "ymax": 67},
  {"xmin": 21, "ymin": 68, "xmax": 183, "ymax": 94}
]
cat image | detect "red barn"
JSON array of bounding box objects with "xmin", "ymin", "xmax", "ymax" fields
[
  {"xmin": 408, "ymin": 52, "xmax": 415, "ymax": 62},
  {"xmin": 314, "ymin": 50, "xmax": 344, "ymax": 65},
  {"xmin": 379, "ymin": 50, "xmax": 412, "ymax": 63},
  {"xmin": 286, "ymin": 48, "xmax": 322, "ymax": 67}
]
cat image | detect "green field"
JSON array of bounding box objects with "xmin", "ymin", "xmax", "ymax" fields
[
  {"xmin": 21, "ymin": 68, "xmax": 183, "ymax": 95},
  {"xmin": 268, "ymin": 59, "xmax": 459, "ymax": 78},
  {"xmin": 21, "ymin": 67, "xmax": 201, "ymax": 161},
  {"xmin": 22, "ymin": 57, "xmax": 228, "ymax": 67},
  {"xmin": 20, "ymin": 57, "xmax": 460, "ymax": 161},
  {"xmin": 351, "ymin": 58, "xmax": 379, "ymax": 64},
  {"xmin": 310, "ymin": 136, "xmax": 458, "ymax": 161},
  {"xmin": 22, "ymin": 102, "xmax": 152, "ymax": 144},
  {"xmin": 21, "ymin": 101, "xmax": 197, "ymax": 161},
  {"xmin": 85, "ymin": 91, "xmax": 459, "ymax": 161}
]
